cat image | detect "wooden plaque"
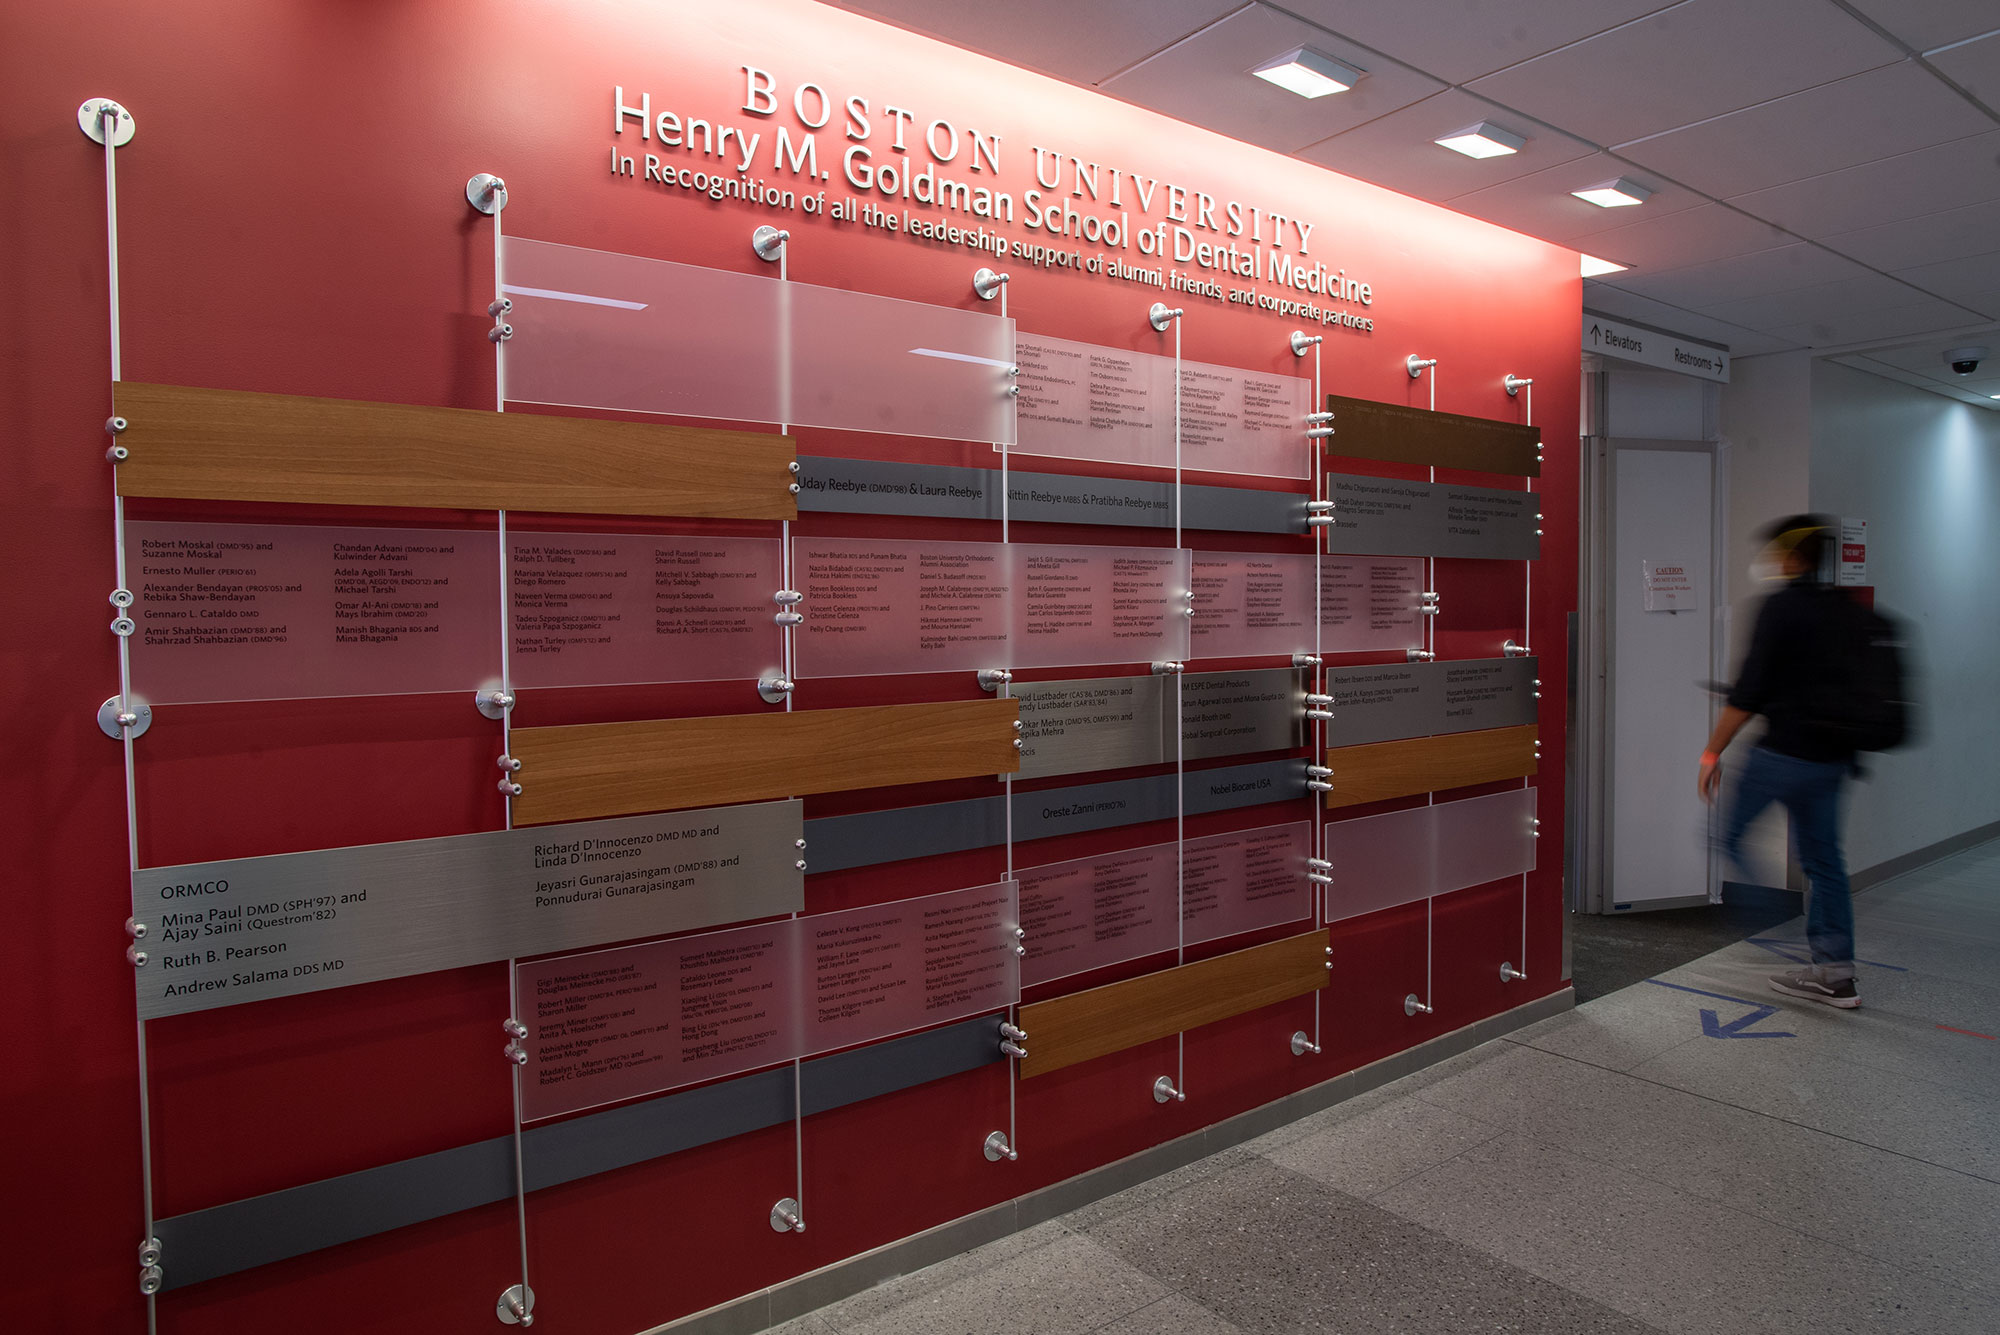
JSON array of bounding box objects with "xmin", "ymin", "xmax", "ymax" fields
[
  {"xmin": 1016, "ymin": 932, "xmax": 1327, "ymax": 1078},
  {"xmin": 1323, "ymin": 393, "xmax": 1540, "ymax": 477},
  {"xmin": 508, "ymin": 699, "xmax": 1020, "ymax": 826},
  {"xmin": 1322, "ymin": 725, "xmax": 1538, "ymax": 808},
  {"xmin": 111, "ymin": 382, "xmax": 797, "ymax": 520}
]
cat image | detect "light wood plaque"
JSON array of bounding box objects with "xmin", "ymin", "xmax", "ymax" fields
[{"xmin": 1322, "ymin": 725, "xmax": 1538, "ymax": 809}]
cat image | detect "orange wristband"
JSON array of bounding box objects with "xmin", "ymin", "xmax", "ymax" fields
[{"xmin": 1700, "ymin": 750, "xmax": 1720, "ymax": 766}]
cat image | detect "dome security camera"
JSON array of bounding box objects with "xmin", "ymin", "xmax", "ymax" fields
[{"xmin": 1945, "ymin": 345, "xmax": 1988, "ymax": 374}]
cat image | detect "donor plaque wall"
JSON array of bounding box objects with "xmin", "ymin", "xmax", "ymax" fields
[{"xmin": 28, "ymin": 4, "xmax": 1578, "ymax": 1332}]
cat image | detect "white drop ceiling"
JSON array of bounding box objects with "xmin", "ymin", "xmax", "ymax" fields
[{"xmin": 824, "ymin": 0, "xmax": 2000, "ymax": 405}]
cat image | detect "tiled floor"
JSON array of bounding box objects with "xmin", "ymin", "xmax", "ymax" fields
[{"xmin": 772, "ymin": 842, "xmax": 2000, "ymax": 1334}]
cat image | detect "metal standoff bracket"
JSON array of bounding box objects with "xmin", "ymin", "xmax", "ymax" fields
[
  {"xmin": 97, "ymin": 695, "xmax": 152, "ymax": 741},
  {"xmin": 1306, "ymin": 499, "xmax": 1335, "ymax": 528},
  {"xmin": 774, "ymin": 588, "xmax": 804, "ymax": 626},
  {"xmin": 1404, "ymin": 994, "xmax": 1434, "ymax": 1017},
  {"xmin": 1150, "ymin": 660, "xmax": 1184, "ymax": 676},
  {"xmin": 1504, "ymin": 374, "xmax": 1533, "ymax": 397},
  {"xmin": 973, "ymin": 267, "xmax": 1010, "ymax": 300},
  {"xmin": 1305, "ymin": 425, "xmax": 1335, "ymax": 439},
  {"xmin": 788, "ymin": 458, "xmax": 803, "ymax": 495},
  {"xmin": 1291, "ymin": 653, "xmax": 1322, "ymax": 668},
  {"xmin": 983, "ymin": 1130, "xmax": 1018, "ymax": 1162},
  {"xmin": 1000, "ymin": 1038, "xmax": 1028, "ymax": 1059},
  {"xmin": 758, "ymin": 676, "xmax": 796, "ymax": 704},
  {"xmin": 1500, "ymin": 962, "xmax": 1527, "ymax": 984},
  {"xmin": 1148, "ymin": 302, "xmax": 1183, "ymax": 331},
  {"xmin": 1012, "ymin": 926, "xmax": 1027, "ymax": 956},
  {"xmin": 752, "ymin": 225, "xmax": 789, "ymax": 262},
  {"xmin": 1303, "ymin": 694, "xmax": 1334, "ymax": 723},
  {"xmin": 1533, "ymin": 677, "xmax": 1543, "ymax": 701},
  {"xmin": 466, "ymin": 173, "xmax": 508, "ymax": 215},
  {"xmin": 977, "ymin": 667, "xmax": 1012, "ymax": 692},
  {"xmin": 136, "ymin": 1236, "xmax": 164, "ymax": 1295},
  {"xmin": 1406, "ymin": 354, "xmax": 1437, "ymax": 379},
  {"xmin": 1290, "ymin": 330, "xmax": 1322, "ymax": 356},
  {"xmin": 1420, "ymin": 591, "xmax": 1441, "ymax": 616},
  {"xmin": 1405, "ymin": 649, "xmax": 1435, "ymax": 663},
  {"xmin": 1503, "ymin": 639, "xmax": 1530, "ymax": 657},
  {"xmin": 1306, "ymin": 765, "xmax": 1335, "ymax": 794},
  {"xmin": 1532, "ymin": 818, "xmax": 1542, "ymax": 839},
  {"xmin": 475, "ymin": 688, "xmax": 515, "ymax": 721},
  {"xmin": 1152, "ymin": 1075, "xmax": 1186, "ymax": 1104},
  {"xmin": 496, "ymin": 1282, "xmax": 536, "ymax": 1326},
  {"xmin": 1290, "ymin": 1031, "xmax": 1321, "ymax": 1057},
  {"xmin": 770, "ymin": 1198, "xmax": 805, "ymax": 1233},
  {"xmin": 1325, "ymin": 945, "xmax": 1335, "ymax": 973},
  {"xmin": 78, "ymin": 98, "xmax": 136, "ymax": 146},
  {"xmin": 502, "ymin": 1018, "xmax": 530, "ymax": 1066}
]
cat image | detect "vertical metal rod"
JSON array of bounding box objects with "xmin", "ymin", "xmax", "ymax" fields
[
  {"xmin": 1310, "ymin": 339, "xmax": 1324, "ymax": 1050},
  {"xmin": 102, "ymin": 104, "xmax": 157, "ymax": 1335},
  {"xmin": 1521, "ymin": 383, "xmax": 1533, "ymax": 973},
  {"xmin": 774, "ymin": 240, "xmax": 805, "ymax": 1222},
  {"xmin": 1424, "ymin": 380, "xmax": 1436, "ymax": 1010},
  {"xmin": 1173, "ymin": 315, "xmax": 1185, "ymax": 1092},
  {"xmin": 999, "ymin": 283, "xmax": 1018, "ymax": 1152}
]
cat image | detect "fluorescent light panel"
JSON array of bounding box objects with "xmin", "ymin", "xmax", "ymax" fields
[
  {"xmin": 1435, "ymin": 121, "xmax": 1526, "ymax": 159},
  {"xmin": 1579, "ymin": 254, "xmax": 1627, "ymax": 278},
  {"xmin": 1572, "ymin": 176, "xmax": 1653, "ymax": 208},
  {"xmin": 1251, "ymin": 47, "xmax": 1364, "ymax": 98}
]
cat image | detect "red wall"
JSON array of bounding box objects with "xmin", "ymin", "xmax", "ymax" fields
[{"xmin": 1, "ymin": 3, "xmax": 1579, "ymax": 1330}]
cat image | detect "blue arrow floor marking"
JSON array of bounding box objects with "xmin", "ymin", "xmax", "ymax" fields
[
  {"xmin": 1643, "ymin": 978, "xmax": 1796, "ymax": 1039},
  {"xmin": 1745, "ymin": 937, "xmax": 1907, "ymax": 971}
]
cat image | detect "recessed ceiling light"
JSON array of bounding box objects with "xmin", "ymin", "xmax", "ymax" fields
[
  {"xmin": 1572, "ymin": 177, "xmax": 1653, "ymax": 208},
  {"xmin": 1435, "ymin": 121, "xmax": 1527, "ymax": 159},
  {"xmin": 1251, "ymin": 47, "xmax": 1365, "ymax": 99},
  {"xmin": 1579, "ymin": 255, "xmax": 1628, "ymax": 278}
]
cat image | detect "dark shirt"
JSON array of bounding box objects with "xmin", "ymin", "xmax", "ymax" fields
[{"xmin": 1728, "ymin": 577, "xmax": 1855, "ymax": 764}]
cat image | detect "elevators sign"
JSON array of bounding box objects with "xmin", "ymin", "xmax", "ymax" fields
[
  {"xmin": 1013, "ymin": 669, "xmax": 1304, "ymax": 780},
  {"xmin": 1323, "ymin": 474, "xmax": 1539, "ymax": 560},
  {"xmin": 1322, "ymin": 658, "xmax": 1537, "ymax": 746},
  {"xmin": 131, "ymin": 800, "xmax": 804, "ymax": 1019}
]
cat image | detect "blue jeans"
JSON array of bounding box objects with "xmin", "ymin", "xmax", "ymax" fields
[{"xmin": 1719, "ymin": 746, "xmax": 1855, "ymax": 979}]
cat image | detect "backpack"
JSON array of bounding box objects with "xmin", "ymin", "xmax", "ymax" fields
[{"xmin": 1818, "ymin": 597, "xmax": 1914, "ymax": 753}]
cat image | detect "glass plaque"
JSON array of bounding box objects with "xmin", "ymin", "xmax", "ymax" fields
[
  {"xmin": 502, "ymin": 237, "xmax": 1017, "ymax": 445},
  {"xmin": 1018, "ymin": 844, "xmax": 1179, "ymax": 987},
  {"xmin": 1323, "ymin": 787, "xmax": 1537, "ymax": 923},
  {"xmin": 1182, "ymin": 823, "xmax": 1313, "ymax": 945},
  {"xmin": 1191, "ymin": 552, "xmax": 1315, "ymax": 658},
  {"xmin": 1014, "ymin": 543, "xmax": 1191, "ymax": 668},
  {"xmin": 510, "ymin": 532, "xmax": 781, "ymax": 688},
  {"xmin": 1015, "ymin": 333, "xmax": 1308, "ymax": 479},
  {"xmin": 127, "ymin": 520, "xmax": 499, "ymax": 704},
  {"xmin": 1320, "ymin": 556, "xmax": 1426, "ymax": 653},
  {"xmin": 1013, "ymin": 676, "xmax": 1167, "ymax": 780},
  {"xmin": 794, "ymin": 538, "xmax": 1010, "ymax": 677}
]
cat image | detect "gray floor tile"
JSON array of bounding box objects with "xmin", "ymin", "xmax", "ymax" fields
[
  {"xmin": 1081, "ymin": 1155, "xmax": 1662, "ymax": 1335},
  {"xmin": 765, "ymin": 1317, "xmax": 837, "ymax": 1335},
  {"xmin": 818, "ymin": 1226, "xmax": 1164, "ymax": 1335},
  {"xmin": 1056, "ymin": 1145, "xmax": 1259, "ymax": 1233},
  {"xmin": 1374, "ymin": 1131, "xmax": 1993, "ymax": 1335},
  {"xmin": 1260, "ymin": 1091, "xmax": 1501, "ymax": 1198},
  {"xmin": 1513, "ymin": 984, "xmax": 1702, "ymax": 1071},
  {"xmin": 1091, "ymin": 1292, "xmax": 1244, "ymax": 1335},
  {"xmin": 814, "ymin": 1220, "xmax": 1074, "ymax": 1326}
]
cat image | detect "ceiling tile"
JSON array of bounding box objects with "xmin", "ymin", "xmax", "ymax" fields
[
  {"xmin": 1612, "ymin": 60, "xmax": 1990, "ymax": 198},
  {"xmin": 1563, "ymin": 203, "xmax": 1792, "ymax": 271},
  {"xmin": 1294, "ymin": 90, "xmax": 1596, "ymax": 203},
  {"xmin": 1927, "ymin": 31, "xmax": 2000, "ymax": 106},
  {"xmin": 1892, "ymin": 249, "xmax": 2000, "ymax": 316},
  {"xmin": 1859, "ymin": 335, "xmax": 2000, "ymax": 378},
  {"xmin": 1598, "ymin": 243, "xmax": 1869, "ymax": 306},
  {"xmin": 1581, "ymin": 284, "xmax": 1800, "ymax": 354},
  {"xmin": 1765, "ymin": 295, "xmax": 1989, "ymax": 347},
  {"xmin": 1464, "ymin": 0, "xmax": 1901, "ymax": 146},
  {"xmin": 1726, "ymin": 128, "xmax": 2000, "ymax": 235},
  {"xmin": 1696, "ymin": 271, "xmax": 1945, "ymax": 326},
  {"xmin": 1277, "ymin": 0, "xmax": 1676, "ymax": 84},
  {"xmin": 1841, "ymin": 1, "xmax": 2000, "ymax": 51},
  {"xmin": 1099, "ymin": 5, "xmax": 1445, "ymax": 154},
  {"xmin": 1819, "ymin": 198, "xmax": 2000, "ymax": 269},
  {"xmin": 1444, "ymin": 151, "xmax": 1704, "ymax": 243},
  {"xmin": 819, "ymin": 1, "xmax": 1242, "ymax": 86}
]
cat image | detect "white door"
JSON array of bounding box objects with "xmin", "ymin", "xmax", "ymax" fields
[{"xmin": 1607, "ymin": 443, "xmax": 1719, "ymax": 909}]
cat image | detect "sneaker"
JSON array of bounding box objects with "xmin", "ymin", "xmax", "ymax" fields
[{"xmin": 1769, "ymin": 967, "xmax": 1860, "ymax": 1009}]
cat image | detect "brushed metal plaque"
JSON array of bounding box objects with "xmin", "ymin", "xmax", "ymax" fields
[
  {"xmin": 131, "ymin": 800, "xmax": 804, "ymax": 1019},
  {"xmin": 1013, "ymin": 676, "xmax": 1165, "ymax": 780},
  {"xmin": 1178, "ymin": 669, "xmax": 1305, "ymax": 760},
  {"xmin": 1325, "ymin": 658, "xmax": 1537, "ymax": 746},
  {"xmin": 1324, "ymin": 473, "xmax": 1539, "ymax": 559}
]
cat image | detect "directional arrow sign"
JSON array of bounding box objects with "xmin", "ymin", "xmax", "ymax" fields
[{"xmin": 1645, "ymin": 978, "xmax": 1795, "ymax": 1039}]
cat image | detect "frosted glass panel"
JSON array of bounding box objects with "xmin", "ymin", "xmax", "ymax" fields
[
  {"xmin": 1321, "ymin": 556, "xmax": 1426, "ymax": 653},
  {"xmin": 794, "ymin": 537, "xmax": 1010, "ymax": 677},
  {"xmin": 1183, "ymin": 822, "xmax": 1313, "ymax": 945},
  {"xmin": 1019, "ymin": 845, "xmax": 1178, "ymax": 987},
  {"xmin": 517, "ymin": 918, "xmax": 797, "ymax": 1121},
  {"xmin": 1014, "ymin": 544, "xmax": 1190, "ymax": 668},
  {"xmin": 1324, "ymin": 788, "xmax": 1538, "ymax": 923},
  {"xmin": 1191, "ymin": 552, "xmax": 1315, "ymax": 658},
  {"xmin": 1016, "ymin": 333, "xmax": 1308, "ymax": 478},
  {"xmin": 510, "ymin": 532, "xmax": 781, "ymax": 688},
  {"xmin": 503, "ymin": 237, "xmax": 1016, "ymax": 445},
  {"xmin": 802, "ymin": 881, "xmax": 1019, "ymax": 1056},
  {"xmin": 127, "ymin": 520, "xmax": 498, "ymax": 704}
]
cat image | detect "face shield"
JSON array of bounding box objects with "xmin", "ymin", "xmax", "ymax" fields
[{"xmin": 1755, "ymin": 525, "xmax": 1826, "ymax": 583}]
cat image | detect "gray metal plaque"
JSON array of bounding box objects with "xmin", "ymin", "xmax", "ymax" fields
[
  {"xmin": 131, "ymin": 800, "xmax": 804, "ymax": 1020},
  {"xmin": 1324, "ymin": 657, "xmax": 1538, "ymax": 746},
  {"xmin": 1013, "ymin": 676, "xmax": 1165, "ymax": 780},
  {"xmin": 1324, "ymin": 473, "xmax": 1539, "ymax": 559},
  {"xmin": 798, "ymin": 456, "xmax": 1301, "ymax": 534},
  {"xmin": 1178, "ymin": 669, "xmax": 1305, "ymax": 760}
]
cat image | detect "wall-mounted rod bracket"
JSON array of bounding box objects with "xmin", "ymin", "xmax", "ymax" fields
[
  {"xmin": 1290, "ymin": 331, "xmax": 1322, "ymax": 356},
  {"xmin": 1148, "ymin": 303, "xmax": 1183, "ymax": 331},
  {"xmin": 465, "ymin": 173, "xmax": 507, "ymax": 216},
  {"xmin": 974, "ymin": 268, "xmax": 1011, "ymax": 300},
  {"xmin": 752, "ymin": 226, "xmax": 789, "ymax": 262},
  {"xmin": 1153, "ymin": 1076, "xmax": 1186, "ymax": 1104},
  {"xmin": 496, "ymin": 1283, "xmax": 535, "ymax": 1326},
  {"xmin": 1404, "ymin": 994, "xmax": 1433, "ymax": 1017},
  {"xmin": 1406, "ymin": 355, "xmax": 1437, "ymax": 379}
]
